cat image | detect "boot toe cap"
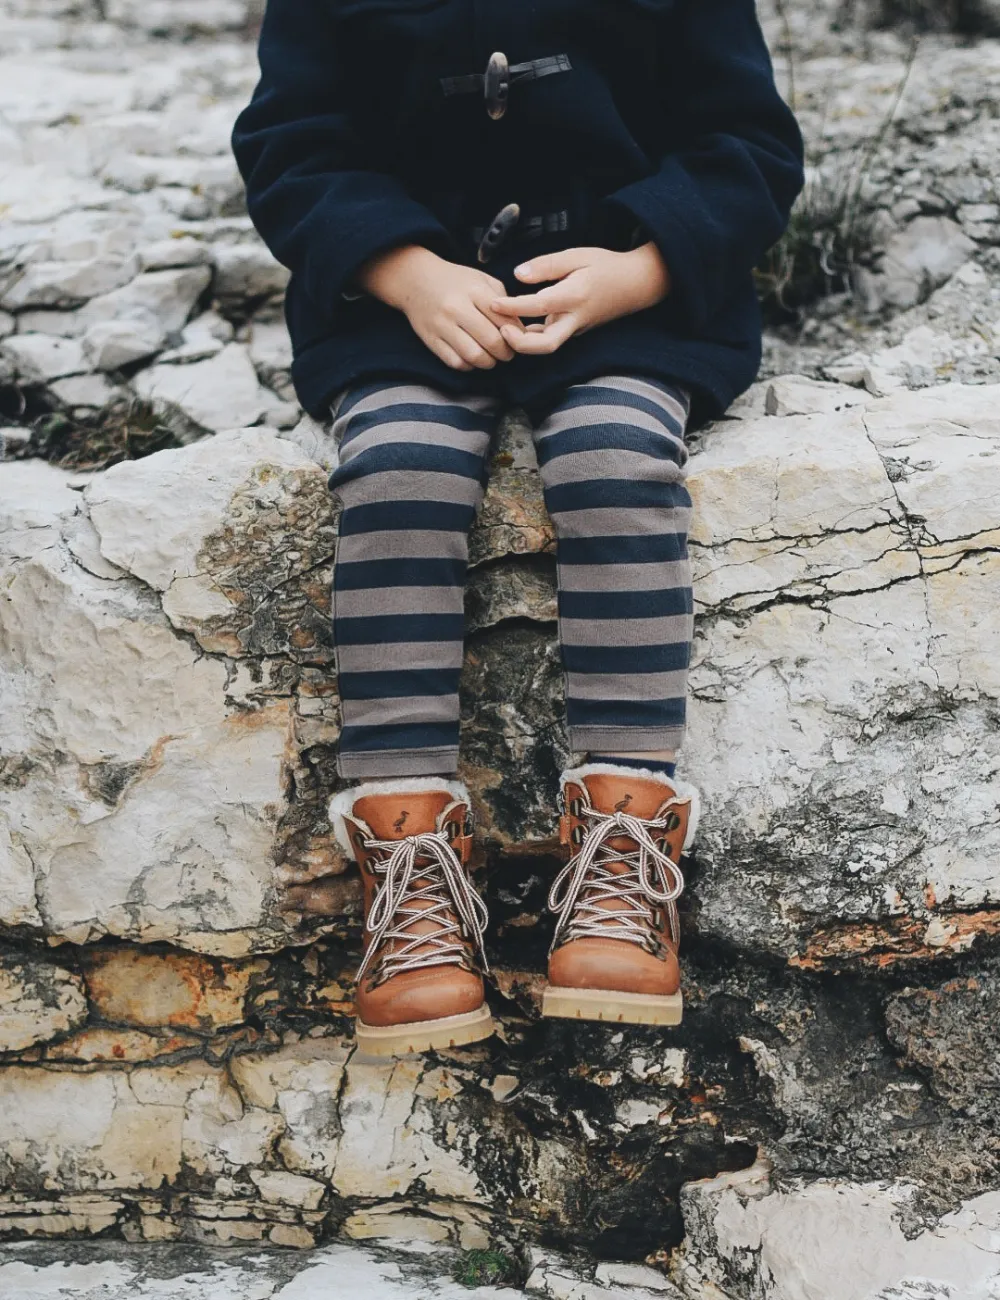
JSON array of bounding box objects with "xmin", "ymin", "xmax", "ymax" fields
[
  {"xmin": 357, "ymin": 965, "xmax": 486, "ymax": 1028},
  {"xmin": 548, "ymin": 937, "xmax": 679, "ymax": 997}
]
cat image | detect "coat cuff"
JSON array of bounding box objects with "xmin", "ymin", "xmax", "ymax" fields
[
  {"xmin": 304, "ymin": 198, "xmax": 458, "ymax": 310},
  {"xmin": 601, "ymin": 175, "xmax": 710, "ymax": 336}
]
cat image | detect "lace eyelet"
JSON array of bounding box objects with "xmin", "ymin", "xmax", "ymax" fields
[
  {"xmin": 464, "ymin": 813, "xmax": 474, "ymax": 836},
  {"xmin": 353, "ymin": 830, "xmax": 367, "ymax": 848},
  {"xmin": 569, "ymin": 797, "xmax": 584, "ymax": 818},
  {"xmin": 570, "ymin": 823, "xmax": 585, "ymax": 847},
  {"xmin": 665, "ymin": 812, "xmax": 682, "ymax": 832},
  {"xmin": 444, "ymin": 819, "xmax": 461, "ymax": 841}
]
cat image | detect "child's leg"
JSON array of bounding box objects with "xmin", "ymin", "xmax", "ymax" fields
[
  {"xmin": 328, "ymin": 379, "xmax": 501, "ymax": 781},
  {"xmin": 326, "ymin": 378, "xmax": 501, "ymax": 1055},
  {"xmin": 533, "ymin": 372, "xmax": 696, "ymax": 1028},
  {"xmin": 533, "ymin": 373, "xmax": 693, "ymax": 761}
]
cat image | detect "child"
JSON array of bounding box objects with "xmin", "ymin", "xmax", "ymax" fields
[{"xmin": 233, "ymin": 0, "xmax": 804, "ymax": 1055}]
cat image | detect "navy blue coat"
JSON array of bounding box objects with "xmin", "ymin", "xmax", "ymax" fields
[{"xmin": 232, "ymin": 0, "xmax": 804, "ymax": 426}]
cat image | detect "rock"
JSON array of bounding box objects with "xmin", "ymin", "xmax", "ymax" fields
[
  {"xmin": 132, "ymin": 343, "xmax": 267, "ymax": 432},
  {"xmin": 103, "ymin": 0, "xmax": 255, "ymax": 38},
  {"xmin": 0, "ymin": 255, "xmax": 140, "ymax": 311},
  {"xmin": 0, "ymin": 433, "xmax": 341, "ymax": 955},
  {"xmin": 138, "ymin": 238, "xmax": 212, "ymax": 271},
  {"xmin": 84, "ymin": 428, "xmax": 335, "ymax": 654},
  {"xmin": 673, "ymin": 1161, "xmax": 1000, "ymax": 1300},
  {"xmin": 80, "ymin": 948, "xmax": 255, "ymax": 1033},
  {"xmin": 0, "ymin": 1059, "xmax": 283, "ymax": 1192},
  {"xmin": 0, "ymin": 1240, "xmax": 528, "ymax": 1299},
  {"xmin": 0, "ymin": 956, "xmax": 87, "ymax": 1053},
  {"xmin": 248, "ymin": 318, "xmax": 293, "ymax": 381},
  {"xmin": 249, "ymin": 1170, "xmax": 326, "ymax": 1210},
  {"xmin": 1, "ymin": 334, "xmax": 86, "ymax": 382},
  {"xmin": 157, "ymin": 311, "xmax": 233, "ymax": 365},
  {"xmin": 258, "ymin": 389, "xmax": 301, "ymax": 430},
  {"xmin": 874, "ymin": 217, "xmax": 978, "ymax": 310},
  {"xmin": 49, "ymin": 372, "xmax": 121, "ymax": 411},
  {"xmin": 0, "ymin": 428, "xmax": 33, "ymax": 461},
  {"xmin": 14, "ymin": 310, "xmax": 83, "ymax": 338},
  {"xmin": 81, "ymin": 319, "xmax": 166, "ymax": 371},
  {"xmin": 212, "ymin": 243, "xmax": 291, "ymax": 300},
  {"xmin": 885, "ymin": 972, "xmax": 1000, "ymax": 1116},
  {"xmin": 43, "ymin": 1027, "xmax": 204, "ymax": 1065},
  {"xmin": 79, "ymin": 266, "xmax": 213, "ymax": 370}
]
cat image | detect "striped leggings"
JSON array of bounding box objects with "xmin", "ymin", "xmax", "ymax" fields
[{"xmin": 328, "ymin": 374, "xmax": 693, "ymax": 780}]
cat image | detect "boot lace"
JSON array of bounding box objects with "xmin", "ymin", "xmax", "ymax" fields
[
  {"xmin": 548, "ymin": 803, "xmax": 686, "ymax": 953},
  {"xmin": 356, "ymin": 830, "xmax": 490, "ymax": 986}
]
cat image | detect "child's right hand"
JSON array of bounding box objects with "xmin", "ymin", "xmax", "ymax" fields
[{"xmin": 355, "ymin": 244, "xmax": 520, "ymax": 371}]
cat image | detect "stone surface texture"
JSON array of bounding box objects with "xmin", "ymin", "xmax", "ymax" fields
[{"xmin": 3, "ymin": 1, "xmax": 1000, "ymax": 1298}]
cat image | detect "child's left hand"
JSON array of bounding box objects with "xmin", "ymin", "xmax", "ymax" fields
[{"xmin": 489, "ymin": 241, "xmax": 671, "ymax": 355}]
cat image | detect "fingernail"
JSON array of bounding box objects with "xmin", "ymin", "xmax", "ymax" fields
[{"xmin": 515, "ymin": 263, "xmax": 531, "ymax": 277}]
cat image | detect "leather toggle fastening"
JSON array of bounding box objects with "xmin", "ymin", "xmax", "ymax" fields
[
  {"xmin": 476, "ymin": 201, "xmax": 521, "ymax": 264},
  {"xmin": 484, "ymin": 51, "xmax": 509, "ymax": 120},
  {"xmin": 441, "ymin": 54, "xmax": 572, "ymax": 120}
]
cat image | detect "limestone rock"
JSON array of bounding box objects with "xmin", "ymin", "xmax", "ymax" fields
[
  {"xmin": 84, "ymin": 429, "xmax": 336, "ymax": 657},
  {"xmin": 0, "ymin": 1241, "xmax": 529, "ymax": 1299},
  {"xmin": 132, "ymin": 343, "xmax": 268, "ymax": 433},
  {"xmin": 0, "ymin": 255, "xmax": 140, "ymax": 311},
  {"xmin": 212, "ymin": 243, "xmax": 291, "ymax": 300},
  {"xmin": 674, "ymin": 1162, "xmax": 1000, "ymax": 1300},
  {"xmin": 0, "ymin": 443, "xmax": 325, "ymax": 956},
  {"xmin": 874, "ymin": 217, "xmax": 977, "ymax": 310},
  {"xmin": 1, "ymin": 334, "xmax": 86, "ymax": 383},
  {"xmin": 0, "ymin": 956, "xmax": 87, "ymax": 1053},
  {"xmin": 79, "ymin": 266, "xmax": 213, "ymax": 370}
]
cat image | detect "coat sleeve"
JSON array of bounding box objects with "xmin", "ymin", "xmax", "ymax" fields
[
  {"xmin": 601, "ymin": 0, "xmax": 805, "ymax": 335},
  {"xmin": 231, "ymin": 0, "xmax": 457, "ymax": 309}
]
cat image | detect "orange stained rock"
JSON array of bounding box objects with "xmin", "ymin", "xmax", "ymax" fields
[
  {"xmin": 790, "ymin": 909, "xmax": 1000, "ymax": 970},
  {"xmin": 43, "ymin": 1027, "xmax": 202, "ymax": 1063},
  {"xmin": 81, "ymin": 947, "xmax": 259, "ymax": 1032}
]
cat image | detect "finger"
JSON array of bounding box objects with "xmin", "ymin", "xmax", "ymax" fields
[
  {"xmin": 458, "ymin": 305, "xmax": 516, "ymax": 362},
  {"xmin": 433, "ymin": 337, "xmax": 473, "ymax": 371},
  {"xmin": 447, "ymin": 325, "xmax": 498, "ymax": 369},
  {"xmin": 514, "ymin": 248, "xmax": 590, "ymax": 283},
  {"xmin": 473, "ymin": 287, "xmax": 527, "ymax": 334},
  {"xmin": 500, "ymin": 313, "xmax": 579, "ymax": 355},
  {"xmin": 491, "ymin": 284, "xmax": 581, "ymax": 318}
]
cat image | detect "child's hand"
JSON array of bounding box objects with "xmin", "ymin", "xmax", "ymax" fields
[
  {"xmin": 356, "ymin": 244, "xmax": 523, "ymax": 371},
  {"xmin": 489, "ymin": 242, "xmax": 671, "ymax": 356}
]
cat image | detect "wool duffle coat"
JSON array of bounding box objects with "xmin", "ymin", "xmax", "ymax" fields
[{"xmin": 232, "ymin": 0, "xmax": 805, "ymax": 426}]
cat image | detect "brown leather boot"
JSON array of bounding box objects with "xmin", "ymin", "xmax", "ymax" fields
[
  {"xmin": 542, "ymin": 763, "xmax": 699, "ymax": 1026},
  {"xmin": 329, "ymin": 779, "xmax": 493, "ymax": 1056}
]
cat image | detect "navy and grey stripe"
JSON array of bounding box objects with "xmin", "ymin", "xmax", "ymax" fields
[{"xmin": 328, "ymin": 374, "xmax": 692, "ymax": 779}]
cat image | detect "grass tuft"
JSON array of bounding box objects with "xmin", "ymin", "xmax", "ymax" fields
[{"xmin": 451, "ymin": 1248, "xmax": 520, "ymax": 1289}]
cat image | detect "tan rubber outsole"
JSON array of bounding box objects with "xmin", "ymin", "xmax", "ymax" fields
[
  {"xmin": 355, "ymin": 1005, "xmax": 494, "ymax": 1057},
  {"xmin": 541, "ymin": 986, "xmax": 683, "ymax": 1026}
]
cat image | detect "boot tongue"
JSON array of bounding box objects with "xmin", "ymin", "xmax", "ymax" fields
[
  {"xmin": 582, "ymin": 770, "xmax": 675, "ymax": 820},
  {"xmin": 353, "ymin": 789, "xmax": 467, "ymax": 967},
  {"xmin": 577, "ymin": 770, "xmax": 675, "ymax": 884},
  {"xmin": 353, "ymin": 789, "xmax": 456, "ymax": 841}
]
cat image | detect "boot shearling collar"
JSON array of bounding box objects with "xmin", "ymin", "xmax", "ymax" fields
[
  {"xmin": 559, "ymin": 763, "xmax": 700, "ymax": 851},
  {"xmin": 328, "ymin": 778, "xmax": 470, "ymax": 854}
]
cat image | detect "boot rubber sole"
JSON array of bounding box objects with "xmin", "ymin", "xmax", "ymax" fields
[
  {"xmin": 355, "ymin": 1005, "xmax": 494, "ymax": 1057},
  {"xmin": 542, "ymin": 986, "xmax": 683, "ymax": 1026}
]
